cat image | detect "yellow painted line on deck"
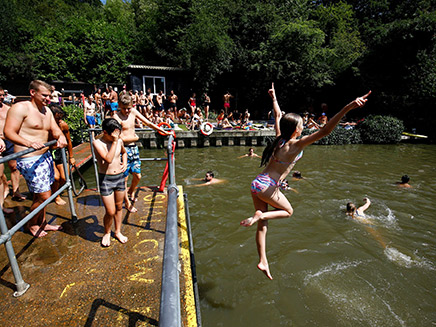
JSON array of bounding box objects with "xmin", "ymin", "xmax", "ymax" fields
[
  {"xmin": 60, "ymin": 282, "xmax": 84, "ymax": 298},
  {"xmin": 178, "ymin": 186, "xmax": 197, "ymax": 327}
]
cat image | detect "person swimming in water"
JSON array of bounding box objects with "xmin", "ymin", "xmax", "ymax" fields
[
  {"xmin": 346, "ymin": 197, "xmax": 387, "ymax": 248},
  {"xmin": 238, "ymin": 147, "xmax": 261, "ymax": 159},
  {"xmin": 191, "ymin": 171, "xmax": 225, "ymax": 187},
  {"xmin": 346, "ymin": 197, "xmax": 371, "ymax": 223},
  {"xmin": 396, "ymin": 175, "xmax": 412, "ymax": 188},
  {"xmin": 240, "ymin": 83, "xmax": 371, "ymax": 280}
]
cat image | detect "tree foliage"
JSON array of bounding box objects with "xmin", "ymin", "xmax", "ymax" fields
[{"xmin": 0, "ymin": 0, "xmax": 435, "ymax": 136}]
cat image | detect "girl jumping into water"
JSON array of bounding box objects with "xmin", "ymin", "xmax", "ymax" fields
[{"xmin": 240, "ymin": 83, "xmax": 371, "ymax": 280}]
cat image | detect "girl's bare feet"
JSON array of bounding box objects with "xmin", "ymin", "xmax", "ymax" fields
[
  {"xmin": 257, "ymin": 262, "xmax": 273, "ymax": 280},
  {"xmin": 240, "ymin": 210, "xmax": 263, "ymax": 226}
]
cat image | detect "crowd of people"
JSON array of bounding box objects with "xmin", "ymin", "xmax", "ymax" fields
[
  {"xmin": 49, "ymin": 84, "xmax": 365, "ymax": 135},
  {"xmin": 54, "ymin": 85, "xmax": 254, "ymax": 132}
]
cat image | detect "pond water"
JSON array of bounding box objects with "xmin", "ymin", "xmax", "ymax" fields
[{"xmin": 87, "ymin": 143, "xmax": 436, "ymax": 326}]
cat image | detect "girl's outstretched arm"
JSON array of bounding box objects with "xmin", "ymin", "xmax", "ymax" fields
[
  {"xmin": 298, "ymin": 91, "xmax": 371, "ymax": 147},
  {"xmin": 358, "ymin": 197, "xmax": 371, "ymax": 213},
  {"xmin": 268, "ymin": 83, "xmax": 282, "ymax": 137}
]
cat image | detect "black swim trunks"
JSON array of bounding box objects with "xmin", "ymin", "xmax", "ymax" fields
[{"xmin": 99, "ymin": 172, "xmax": 126, "ymax": 196}]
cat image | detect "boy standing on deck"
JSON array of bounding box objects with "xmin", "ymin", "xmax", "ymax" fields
[
  {"xmin": 114, "ymin": 93, "xmax": 171, "ymax": 212},
  {"xmin": 92, "ymin": 118, "xmax": 128, "ymax": 247}
]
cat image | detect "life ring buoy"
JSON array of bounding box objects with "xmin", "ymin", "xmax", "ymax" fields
[
  {"xmin": 157, "ymin": 122, "xmax": 172, "ymax": 136},
  {"xmin": 200, "ymin": 122, "xmax": 213, "ymax": 136}
]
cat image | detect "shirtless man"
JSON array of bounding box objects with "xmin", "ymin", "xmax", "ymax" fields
[
  {"xmin": 50, "ymin": 85, "xmax": 62, "ymax": 105},
  {"xmin": 4, "ymin": 80, "xmax": 67, "ymax": 237},
  {"xmin": 137, "ymin": 90, "xmax": 147, "ymax": 115},
  {"xmin": 94, "ymin": 88, "xmax": 102, "ymax": 117},
  {"xmin": 0, "ymin": 87, "xmax": 26, "ymax": 203},
  {"xmin": 156, "ymin": 90, "xmax": 165, "ymax": 111},
  {"xmin": 114, "ymin": 93, "xmax": 171, "ymax": 212},
  {"xmin": 223, "ymin": 91, "xmax": 234, "ymax": 114},
  {"xmin": 146, "ymin": 88, "xmax": 154, "ymax": 111},
  {"xmin": 109, "ymin": 86, "xmax": 118, "ymax": 116},
  {"xmin": 84, "ymin": 95, "xmax": 96, "ymax": 129},
  {"xmin": 168, "ymin": 90, "xmax": 178, "ymax": 117},
  {"xmin": 102, "ymin": 87, "xmax": 110, "ymax": 117}
]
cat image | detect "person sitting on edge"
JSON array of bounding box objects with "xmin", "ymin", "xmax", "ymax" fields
[
  {"xmin": 114, "ymin": 93, "xmax": 172, "ymax": 213},
  {"xmin": 50, "ymin": 105, "xmax": 76, "ymax": 206},
  {"xmin": 4, "ymin": 80, "xmax": 67, "ymax": 237},
  {"xmin": 92, "ymin": 118, "xmax": 128, "ymax": 247},
  {"xmin": 317, "ymin": 113, "xmax": 328, "ymax": 127},
  {"xmin": 238, "ymin": 147, "xmax": 261, "ymax": 159},
  {"xmin": 396, "ymin": 175, "xmax": 412, "ymax": 188},
  {"xmin": 346, "ymin": 197, "xmax": 371, "ymax": 223}
]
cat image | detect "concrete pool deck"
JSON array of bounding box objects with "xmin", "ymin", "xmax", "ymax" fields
[{"xmin": 0, "ymin": 142, "xmax": 198, "ymax": 326}]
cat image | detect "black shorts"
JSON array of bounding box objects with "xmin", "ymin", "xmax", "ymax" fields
[
  {"xmin": 99, "ymin": 172, "xmax": 126, "ymax": 196},
  {"xmin": 2, "ymin": 139, "xmax": 14, "ymax": 157},
  {"xmin": 53, "ymin": 148, "xmax": 63, "ymax": 165}
]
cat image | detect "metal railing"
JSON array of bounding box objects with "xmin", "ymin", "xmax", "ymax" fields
[
  {"xmin": 0, "ymin": 142, "xmax": 77, "ymax": 297},
  {"xmin": 159, "ymin": 134, "xmax": 180, "ymax": 327}
]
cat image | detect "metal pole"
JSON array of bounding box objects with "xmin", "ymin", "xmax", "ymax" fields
[
  {"xmin": 0, "ymin": 210, "xmax": 30, "ymax": 297},
  {"xmin": 0, "ymin": 140, "xmax": 57, "ymax": 165},
  {"xmin": 88, "ymin": 129, "xmax": 100, "ymax": 193},
  {"xmin": 0, "ymin": 141, "xmax": 78, "ymax": 297},
  {"xmin": 0, "ymin": 182, "xmax": 70, "ymax": 244},
  {"xmin": 61, "ymin": 147, "xmax": 78, "ymax": 223},
  {"xmin": 159, "ymin": 135, "xmax": 181, "ymax": 327}
]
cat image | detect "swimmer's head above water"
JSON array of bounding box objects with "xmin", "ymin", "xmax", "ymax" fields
[
  {"xmin": 346, "ymin": 202, "xmax": 356, "ymax": 216},
  {"xmin": 205, "ymin": 171, "xmax": 214, "ymax": 182},
  {"xmin": 292, "ymin": 171, "xmax": 302, "ymax": 179}
]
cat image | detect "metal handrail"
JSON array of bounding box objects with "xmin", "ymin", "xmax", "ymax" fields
[
  {"xmin": 159, "ymin": 134, "xmax": 181, "ymax": 327},
  {"xmin": 0, "ymin": 142, "xmax": 77, "ymax": 297},
  {"xmin": 69, "ymin": 163, "xmax": 87, "ymax": 196}
]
